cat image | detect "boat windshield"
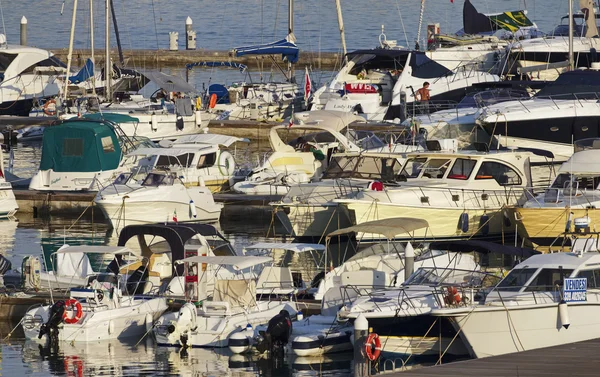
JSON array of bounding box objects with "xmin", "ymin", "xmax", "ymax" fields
[
  {"xmin": 141, "ymin": 173, "xmax": 175, "ymax": 187},
  {"xmin": 551, "ymin": 173, "xmax": 600, "ymax": 191},
  {"xmin": 399, "ymin": 158, "xmax": 451, "ymax": 179},
  {"xmin": 323, "ymin": 155, "xmax": 402, "ymax": 181},
  {"xmin": 494, "ymin": 267, "xmax": 537, "ymax": 292},
  {"xmin": 398, "ymin": 157, "xmax": 428, "ymax": 179},
  {"xmin": 403, "ymin": 267, "xmax": 499, "ymax": 288}
]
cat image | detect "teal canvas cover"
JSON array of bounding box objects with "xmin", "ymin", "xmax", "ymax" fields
[{"xmin": 39, "ymin": 120, "xmax": 122, "ymax": 173}]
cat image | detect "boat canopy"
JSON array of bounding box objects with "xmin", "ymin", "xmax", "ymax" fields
[
  {"xmin": 39, "ymin": 120, "xmax": 122, "ymax": 173},
  {"xmin": 245, "ymin": 242, "xmax": 326, "ymax": 253},
  {"xmin": 175, "ymin": 255, "xmax": 272, "ymax": 270},
  {"xmin": 141, "ymin": 71, "xmax": 197, "ymax": 94},
  {"xmin": 54, "ymin": 245, "xmax": 135, "ymax": 255},
  {"xmin": 327, "ymin": 217, "xmax": 430, "ymax": 240},
  {"xmin": 233, "ymin": 35, "xmax": 299, "ymax": 63},
  {"xmin": 430, "ymin": 240, "xmax": 540, "ymax": 258},
  {"xmin": 345, "ymin": 49, "xmax": 451, "ymax": 79},
  {"xmin": 171, "ymin": 134, "xmax": 250, "ymax": 147},
  {"xmin": 463, "ymin": 0, "xmax": 534, "ymax": 34},
  {"xmin": 534, "ymin": 70, "xmax": 600, "ymax": 99},
  {"xmin": 127, "ymin": 146, "xmax": 212, "ymax": 158},
  {"xmin": 82, "ymin": 112, "xmax": 140, "ymax": 124},
  {"xmin": 559, "ymin": 149, "xmax": 600, "ymax": 175},
  {"xmin": 185, "ymin": 61, "xmax": 248, "ymax": 72}
]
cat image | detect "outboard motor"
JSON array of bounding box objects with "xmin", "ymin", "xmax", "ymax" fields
[
  {"xmin": 255, "ymin": 310, "xmax": 292, "ymax": 357},
  {"xmin": 38, "ymin": 300, "xmax": 66, "ymax": 347}
]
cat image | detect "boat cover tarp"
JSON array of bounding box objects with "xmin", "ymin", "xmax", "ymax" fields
[
  {"xmin": 463, "ymin": 0, "xmax": 533, "ymax": 34},
  {"xmin": 141, "ymin": 71, "xmax": 198, "ymax": 94},
  {"xmin": 430, "ymin": 240, "xmax": 540, "ymax": 258},
  {"xmin": 82, "ymin": 112, "xmax": 140, "ymax": 124},
  {"xmin": 39, "ymin": 120, "xmax": 121, "ymax": 173},
  {"xmin": 69, "ymin": 58, "xmax": 94, "ymax": 84},
  {"xmin": 327, "ymin": 218, "xmax": 430, "ymax": 240},
  {"xmin": 234, "ymin": 37, "xmax": 299, "ymax": 63},
  {"xmin": 186, "ymin": 61, "xmax": 248, "ymax": 72},
  {"xmin": 208, "ymin": 83, "xmax": 230, "ymax": 104}
]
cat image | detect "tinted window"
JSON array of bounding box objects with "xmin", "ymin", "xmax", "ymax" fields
[
  {"xmin": 197, "ymin": 152, "xmax": 216, "ymax": 169},
  {"xmin": 156, "ymin": 153, "xmax": 194, "ymax": 167},
  {"xmin": 421, "ymin": 159, "xmax": 451, "ymax": 179},
  {"xmin": 576, "ymin": 269, "xmax": 600, "ymax": 289},
  {"xmin": 447, "ymin": 159, "xmax": 477, "ymax": 180},
  {"xmin": 0, "ymin": 53, "xmax": 16, "ymax": 73},
  {"xmin": 63, "ymin": 138, "xmax": 84, "ymax": 157},
  {"xmin": 475, "ymin": 162, "xmax": 522, "ymax": 186},
  {"xmin": 525, "ymin": 268, "xmax": 574, "ymax": 292},
  {"xmin": 496, "ymin": 268, "xmax": 537, "ymax": 292},
  {"xmin": 142, "ymin": 173, "xmax": 173, "ymax": 187}
]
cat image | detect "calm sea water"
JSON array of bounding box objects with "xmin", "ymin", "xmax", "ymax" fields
[{"xmin": 0, "ymin": 1, "xmax": 575, "ymax": 375}]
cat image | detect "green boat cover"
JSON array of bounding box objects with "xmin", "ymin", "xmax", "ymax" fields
[
  {"xmin": 40, "ymin": 120, "xmax": 122, "ymax": 173},
  {"xmin": 82, "ymin": 112, "xmax": 140, "ymax": 124}
]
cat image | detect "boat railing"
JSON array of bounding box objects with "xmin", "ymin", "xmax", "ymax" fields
[
  {"xmin": 522, "ymin": 185, "xmax": 599, "ymax": 208},
  {"xmin": 490, "ymin": 285, "xmax": 563, "ymax": 306},
  {"xmin": 508, "ymin": 92, "xmax": 600, "ymax": 114}
]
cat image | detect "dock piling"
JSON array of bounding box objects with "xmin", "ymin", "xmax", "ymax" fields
[
  {"xmin": 20, "ymin": 16, "xmax": 27, "ymax": 46},
  {"xmin": 186, "ymin": 17, "xmax": 196, "ymax": 50},
  {"xmin": 354, "ymin": 314, "xmax": 370, "ymax": 377},
  {"xmin": 169, "ymin": 32, "xmax": 179, "ymax": 51}
]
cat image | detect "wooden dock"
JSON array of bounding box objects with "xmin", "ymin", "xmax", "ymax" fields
[{"xmin": 392, "ymin": 339, "xmax": 600, "ymax": 376}]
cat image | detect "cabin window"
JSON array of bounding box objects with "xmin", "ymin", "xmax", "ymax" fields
[
  {"xmin": 475, "ymin": 162, "xmax": 521, "ymax": 186},
  {"xmin": 141, "ymin": 173, "xmax": 174, "ymax": 187},
  {"xmin": 421, "ymin": 159, "xmax": 451, "ymax": 179},
  {"xmin": 447, "ymin": 158, "xmax": 477, "ymax": 180},
  {"xmin": 156, "ymin": 153, "xmax": 194, "ymax": 167},
  {"xmin": 197, "ymin": 152, "xmax": 217, "ymax": 169},
  {"xmin": 399, "ymin": 157, "xmax": 427, "ymax": 179},
  {"xmin": 552, "ymin": 174, "xmax": 600, "ymax": 191},
  {"xmin": 63, "ymin": 138, "xmax": 84, "ymax": 157},
  {"xmin": 575, "ymin": 269, "xmax": 600, "ymax": 289},
  {"xmin": 495, "ymin": 268, "xmax": 537, "ymax": 291},
  {"xmin": 0, "ymin": 54, "xmax": 16, "ymax": 77},
  {"xmin": 524, "ymin": 268, "xmax": 574, "ymax": 292},
  {"xmin": 101, "ymin": 136, "xmax": 115, "ymax": 153}
]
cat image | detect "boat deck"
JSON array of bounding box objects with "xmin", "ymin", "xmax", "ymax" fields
[{"xmin": 391, "ymin": 338, "xmax": 600, "ymax": 376}]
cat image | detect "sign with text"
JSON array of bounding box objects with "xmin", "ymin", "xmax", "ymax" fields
[{"xmin": 564, "ymin": 278, "xmax": 587, "ymax": 302}]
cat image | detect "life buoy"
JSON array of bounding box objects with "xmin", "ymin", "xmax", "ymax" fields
[
  {"xmin": 209, "ymin": 93, "xmax": 218, "ymax": 109},
  {"xmin": 364, "ymin": 332, "xmax": 382, "ymax": 361},
  {"xmin": 63, "ymin": 298, "xmax": 83, "ymax": 324},
  {"xmin": 444, "ymin": 286, "xmax": 461, "ymax": 306},
  {"xmin": 218, "ymin": 151, "xmax": 235, "ymax": 176},
  {"xmin": 43, "ymin": 99, "xmax": 57, "ymax": 116},
  {"xmin": 64, "ymin": 355, "xmax": 84, "ymax": 377}
]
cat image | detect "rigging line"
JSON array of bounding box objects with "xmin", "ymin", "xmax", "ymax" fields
[
  {"xmin": 394, "ymin": 0, "xmax": 409, "ymax": 48},
  {"xmin": 0, "ymin": 0, "xmax": 6, "ymax": 41}
]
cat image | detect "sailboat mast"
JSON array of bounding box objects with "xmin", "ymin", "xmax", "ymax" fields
[
  {"xmin": 569, "ymin": 0, "xmax": 574, "ymax": 70},
  {"xmin": 63, "ymin": 0, "xmax": 79, "ymax": 105},
  {"xmin": 105, "ymin": 0, "xmax": 111, "ymax": 99},
  {"xmin": 90, "ymin": 0, "xmax": 96, "ymax": 95},
  {"xmin": 335, "ymin": 0, "xmax": 348, "ymax": 62},
  {"xmin": 288, "ymin": 0, "xmax": 295, "ymax": 82},
  {"xmin": 416, "ymin": 0, "xmax": 426, "ymax": 50},
  {"xmin": 109, "ymin": 0, "xmax": 124, "ymax": 66}
]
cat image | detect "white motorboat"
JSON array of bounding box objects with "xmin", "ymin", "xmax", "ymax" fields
[
  {"xmin": 335, "ymin": 149, "xmax": 536, "ymax": 242},
  {"xmin": 339, "ymin": 240, "xmax": 538, "ymax": 357},
  {"xmin": 28, "ymin": 116, "xmax": 157, "ymax": 192},
  {"xmin": 430, "ymin": 245, "xmax": 600, "ymax": 358},
  {"xmin": 22, "ymin": 246, "xmax": 168, "ymax": 343},
  {"xmin": 153, "ymin": 255, "xmax": 298, "ymax": 348},
  {"xmin": 0, "ymin": 34, "xmax": 64, "ymax": 116},
  {"xmin": 0, "ymin": 144, "xmax": 18, "ymax": 218},
  {"xmin": 94, "ymin": 170, "xmax": 223, "ymax": 229}
]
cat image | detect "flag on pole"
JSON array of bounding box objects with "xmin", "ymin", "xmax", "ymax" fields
[
  {"xmin": 173, "ymin": 209, "xmax": 178, "ymax": 223},
  {"xmin": 304, "ymin": 66, "xmax": 312, "ymax": 104}
]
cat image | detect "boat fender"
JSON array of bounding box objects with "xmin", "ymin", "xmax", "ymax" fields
[
  {"xmin": 218, "ymin": 151, "xmax": 235, "ymax": 177},
  {"xmin": 108, "ymin": 319, "xmax": 115, "ymax": 335},
  {"xmin": 145, "ymin": 313, "xmax": 154, "ymax": 333},
  {"xmin": 151, "ymin": 113, "xmax": 158, "ymax": 131},
  {"xmin": 565, "ymin": 211, "xmax": 574, "ymax": 232},
  {"xmin": 364, "ymin": 333, "xmax": 382, "ymax": 361},
  {"xmin": 457, "ymin": 212, "xmax": 469, "ymax": 233},
  {"xmin": 559, "ymin": 300, "xmax": 570, "ymax": 329},
  {"xmin": 195, "ymin": 110, "xmax": 202, "ymax": 127},
  {"xmin": 189, "ymin": 200, "xmax": 197, "ymax": 218},
  {"xmin": 479, "ymin": 213, "xmax": 490, "ymax": 236},
  {"xmin": 63, "ymin": 299, "xmax": 83, "ymax": 324},
  {"xmin": 176, "ymin": 116, "xmax": 184, "ymax": 131},
  {"xmin": 368, "ymin": 181, "xmax": 384, "ymax": 191},
  {"xmin": 444, "ymin": 286, "xmax": 462, "ymax": 306},
  {"xmin": 209, "ymin": 93, "xmax": 218, "ymax": 109}
]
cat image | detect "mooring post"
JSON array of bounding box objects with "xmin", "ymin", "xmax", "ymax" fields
[
  {"xmin": 20, "ymin": 16, "xmax": 27, "ymax": 45},
  {"xmin": 169, "ymin": 32, "xmax": 179, "ymax": 51},
  {"xmin": 354, "ymin": 313, "xmax": 370, "ymax": 377},
  {"xmin": 186, "ymin": 17, "xmax": 196, "ymax": 50}
]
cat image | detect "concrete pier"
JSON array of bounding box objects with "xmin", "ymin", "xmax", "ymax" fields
[{"xmin": 49, "ymin": 48, "xmax": 342, "ymax": 70}]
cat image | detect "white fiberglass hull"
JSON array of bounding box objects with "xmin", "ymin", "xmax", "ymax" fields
[
  {"xmin": 435, "ymin": 302, "xmax": 600, "ymax": 358},
  {"xmin": 23, "ymin": 297, "xmax": 168, "ymax": 343},
  {"xmin": 0, "ymin": 182, "xmax": 18, "ymax": 218}
]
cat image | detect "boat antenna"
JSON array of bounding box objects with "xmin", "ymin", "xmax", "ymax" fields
[{"xmin": 0, "ymin": 0, "xmax": 6, "ymax": 39}]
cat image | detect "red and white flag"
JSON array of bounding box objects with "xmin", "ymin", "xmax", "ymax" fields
[
  {"xmin": 288, "ymin": 115, "xmax": 294, "ymax": 128},
  {"xmin": 173, "ymin": 209, "xmax": 178, "ymax": 223},
  {"xmin": 304, "ymin": 66, "xmax": 312, "ymax": 103}
]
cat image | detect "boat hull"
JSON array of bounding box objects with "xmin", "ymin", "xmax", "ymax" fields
[
  {"xmin": 513, "ymin": 207, "xmax": 593, "ymax": 247},
  {"xmin": 274, "ymin": 204, "xmax": 353, "ymax": 238}
]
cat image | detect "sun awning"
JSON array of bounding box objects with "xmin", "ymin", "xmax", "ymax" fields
[
  {"xmin": 185, "ymin": 61, "xmax": 248, "ymax": 72},
  {"xmin": 175, "ymin": 255, "xmax": 272, "ymax": 270},
  {"xmin": 429, "ymin": 240, "xmax": 540, "ymax": 258},
  {"xmin": 171, "ymin": 134, "xmax": 250, "ymax": 147},
  {"xmin": 54, "ymin": 245, "xmax": 135, "ymax": 255},
  {"xmin": 141, "ymin": 71, "xmax": 198, "ymax": 94},
  {"xmin": 245, "ymin": 243, "xmax": 325, "ymax": 253},
  {"xmin": 233, "ymin": 35, "xmax": 300, "ymax": 63},
  {"xmin": 327, "ymin": 218, "xmax": 430, "ymax": 240},
  {"xmin": 82, "ymin": 112, "xmax": 140, "ymax": 124},
  {"xmin": 126, "ymin": 147, "xmax": 208, "ymax": 157}
]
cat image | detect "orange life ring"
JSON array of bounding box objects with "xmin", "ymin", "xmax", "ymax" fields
[
  {"xmin": 364, "ymin": 332, "xmax": 382, "ymax": 361},
  {"xmin": 444, "ymin": 286, "xmax": 461, "ymax": 306},
  {"xmin": 43, "ymin": 99, "xmax": 57, "ymax": 116},
  {"xmin": 63, "ymin": 298, "xmax": 83, "ymax": 324},
  {"xmin": 209, "ymin": 93, "xmax": 218, "ymax": 109}
]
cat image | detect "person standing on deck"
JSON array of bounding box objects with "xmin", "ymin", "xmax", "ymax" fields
[{"xmin": 415, "ymin": 82, "xmax": 430, "ymax": 113}]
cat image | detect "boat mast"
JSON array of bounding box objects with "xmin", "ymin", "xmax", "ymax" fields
[
  {"xmin": 569, "ymin": 0, "xmax": 574, "ymax": 70},
  {"xmin": 288, "ymin": 0, "xmax": 295, "ymax": 82},
  {"xmin": 105, "ymin": 0, "xmax": 111, "ymax": 99},
  {"xmin": 109, "ymin": 0, "xmax": 124, "ymax": 66},
  {"xmin": 334, "ymin": 0, "xmax": 348, "ymax": 62},
  {"xmin": 415, "ymin": 0, "xmax": 426, "ymax": 50},
  {"xmin": 90, "ymin": 0, "xmax": 96, "ymax": 96},
  {"xmin": 63, "ymin": 0, "xmax": 79, "ymax": 105}
]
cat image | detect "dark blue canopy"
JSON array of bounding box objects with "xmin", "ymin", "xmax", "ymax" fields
[
  {"xmin": 234, "ymin": 38, "xmax": 299, "ymax": 63},
  {"xmin": 69, "ymin": 58, "xmax": 94, "ymax": 84},
  {"xmin": 186, "ymin": 61, "xmax": 248, "ymax": 72}
]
